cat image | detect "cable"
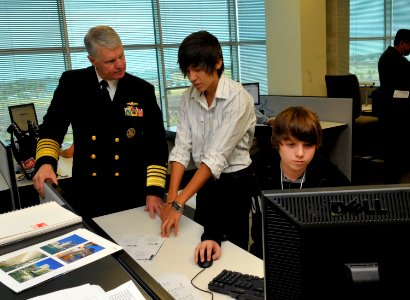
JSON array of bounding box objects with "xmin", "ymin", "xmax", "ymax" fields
[{"xmin": 190, "ymin": 268, "xmax": 214, "ymax": 300}]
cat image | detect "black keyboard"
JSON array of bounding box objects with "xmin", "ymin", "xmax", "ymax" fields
[{"xmin": 208, "ymin": 269, "xmax": 264, "ymax": 299}]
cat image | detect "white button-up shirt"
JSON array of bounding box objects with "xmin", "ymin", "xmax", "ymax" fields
[{"xmin": 169, "ymin": 74, "xmax": 256, "ymax": 179}]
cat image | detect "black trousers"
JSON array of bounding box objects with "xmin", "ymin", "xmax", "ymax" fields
[
  {"xmin": 194, "ymin": 166, "xmax": 255, "ymax": 251},
  {"xmin": 67, "ymin": 177, "xmax": 146, "ymax": 219}
]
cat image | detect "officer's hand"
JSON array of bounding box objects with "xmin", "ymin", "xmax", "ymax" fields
[
  {"xmin": 33, "ymin": 164, "xmax": 58, "ymax": 198},
  {"xmin": 145, "ymin": 195, "xmax": 163, "ymax": 219}
]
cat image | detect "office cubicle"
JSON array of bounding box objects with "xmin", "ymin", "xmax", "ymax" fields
[
  {"xmin": 0, "ymin": 137, "xmax": 20, "ymax": 210},
  {"xmin": 258, "ymin": 95, "xmax": 353, "ymax": 180}
]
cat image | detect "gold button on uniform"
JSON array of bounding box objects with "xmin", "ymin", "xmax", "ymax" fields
[
  {"xmin": 92, "ymin": 172, "xmax": 97, "ymax": 176},
  {"xmin": 115, "ymin": 137, "xmax": 120, "ymax": 142},
  {"xmin": 91, "ymin": 154, "xmax": 96, "ymax": 159},
  {"xmin": 115, "ymin": 172, "xmax": 120, "ymax": 177},
  {"xmin": 115, "ymin": 155, "xmax": 119, "ymax": 160},
  {"xmin": 92, "ymin": 135, "xmax": 97, "ymax": 141}
]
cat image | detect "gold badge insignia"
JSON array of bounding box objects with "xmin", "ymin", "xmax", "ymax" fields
[{"xmin": 126, "ymin": 128, "xmax": 136, "ymax": 138}]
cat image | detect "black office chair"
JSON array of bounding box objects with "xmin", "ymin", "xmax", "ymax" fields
[{"xmin": 325, "ymin": 74, "xmax": 382, "ymax": 182}]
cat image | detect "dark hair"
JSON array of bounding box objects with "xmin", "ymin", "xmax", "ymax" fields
[
  {"xmin": 271, "ymin": 106, "xmax": 322, "ymax": 150},
  {"xmin": 394, "ymin": 29, "xmax": 410, "ymax": 46},
  {"xmin": 178, "ymin": 31, "xmax": 224, "ymax": 77}
]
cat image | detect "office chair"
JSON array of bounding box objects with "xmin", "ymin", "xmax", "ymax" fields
[{"xmin": 325, "ymin": 74, "xmax": 381, "ymax": 179}]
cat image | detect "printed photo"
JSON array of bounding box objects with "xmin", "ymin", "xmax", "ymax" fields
[
  {"xmin": 56, "ymin": 242, "xmax": 104, "ymax": 263},
  {"xmin": 0, "ymin": 250, "xmax": 47, "ymax": 273},
  {"xmin": 40, "ymin": 234, "xmax": 87, "ymax": 255},
  {"xmin": 8, "ymin": 258, "xmax": 63, "ymax": 283}
]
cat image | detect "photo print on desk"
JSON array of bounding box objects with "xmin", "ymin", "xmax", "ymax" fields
[{"xmin": 0, "ymin": 228, "xmax": 122, "ymax": 293}]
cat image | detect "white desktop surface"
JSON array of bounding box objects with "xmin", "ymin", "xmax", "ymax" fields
[
  {"xmin": 93, "ymin": 206, "xmax": 263, "ymax": 300},
  {"xmin": 264, "ymin": 117, "xmax": 346, "ymax": 130},
  {"xmin": 319, "ymin": 120, "xmax": 347, "ymax": 130},
  {"xmin": 362, "ymin": 103, "xmax": 372, "ymax": 112}
]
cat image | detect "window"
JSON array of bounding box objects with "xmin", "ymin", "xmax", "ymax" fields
[
  {"xmin": 350, "ymin": 0, "xmax": 410, "ymax": 85},
  {"xmin": 0, "ymin": 0, "xmax": 267, "ymax": 140}
]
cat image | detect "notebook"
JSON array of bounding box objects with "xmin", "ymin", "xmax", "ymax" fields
[{"xmin": 0, "ymin": 201, "xmax": 82, "ymax": 246}]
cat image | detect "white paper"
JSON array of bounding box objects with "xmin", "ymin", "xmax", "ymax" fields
[
  {"xmin": 27, "ymin": 283, "xmax": 108, "ymax": 300},
  {"xmin": 0, "ymin": 228, "xmax": 122, "ymax": 293},
  {"xmin": 156, "ymin": 272, "xmax": 205, "ymax": 300},
  {"xmin": 119, "ymin": 234, "xmax": 165, "ymax": 262},
  {"xmin": 27, "ymin": 280, "xmax": 144, "ymax": 300},
  {"xmin": 393, "ymin": 90, "xmax": 409, "ymax": 98},
  {"xmin": 106, "ymin": 280, "xmax": 146, "ymax": 300}
]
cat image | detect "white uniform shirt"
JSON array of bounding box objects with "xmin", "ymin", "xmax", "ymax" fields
[{"xmin": 169, "ymin": 74, "xmax": 256, "ymax": 179}]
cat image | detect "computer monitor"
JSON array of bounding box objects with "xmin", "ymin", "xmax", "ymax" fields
[
  {"xmin": 242, "ymin": 82, "xmax": 260, "ymax": 105},
  {"xmin": 262, "ymin": 184, "xmax": 410, "ymax": 299},
  {"xmin": 8, "ymin": 103, "xmax": 38, "ymax": 132}
]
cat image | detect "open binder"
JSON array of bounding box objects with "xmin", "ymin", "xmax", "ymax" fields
[{"xmin": 0, "ymin": 201, "xmax": 82, "ymax": 246}]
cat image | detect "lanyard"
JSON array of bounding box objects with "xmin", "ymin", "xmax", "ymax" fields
[{"xmin": 280, "ymin": 167, "xmax": 306, "ymax": 190}]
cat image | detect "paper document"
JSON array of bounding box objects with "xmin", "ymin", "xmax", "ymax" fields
[
  {"xmin": 156, "ymin": 272, "xmax": 204, "ymax": 300},
  {"xmin": 0, "ymin": 201, "xmax": 82, "ymax": 246},
  {"xmin": 27, "ymin": 280, "xmax": 145, "ymax": 300},
  {"xmin": 27, "ymin": 283, "xmax": 107, "ymax": 300},
  {"xmin": 106, "ymin": 280, "xmax": 146, "ymax": 300},
  {"xmin": 393, "ymin": 90, "xmax": 409, "ymax": 98},
  {"xmin": 119, "ymin": 234, "xmax": 165, "ymax": 262},
  {"xmin": 0, "ymin": 228, "xmax": 122, "ymax": 293}
]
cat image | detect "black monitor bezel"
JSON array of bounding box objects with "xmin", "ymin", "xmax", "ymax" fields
[
  {"xmin": 262, "ymin": 184, "xmax": 410, "ymax": 299},
  {"xmin": 8, "ymin": 103, "xmax": 38, "ymax": 132}
]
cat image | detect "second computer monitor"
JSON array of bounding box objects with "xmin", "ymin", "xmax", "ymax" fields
[{"xmin": 242, "ymin": 82, "xmax": 260, "ymax": 105}]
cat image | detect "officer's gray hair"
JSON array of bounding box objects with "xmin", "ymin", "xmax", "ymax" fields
[{"xmin": 84, "ymin": 25, "xmax": 122, "ymax": 58}]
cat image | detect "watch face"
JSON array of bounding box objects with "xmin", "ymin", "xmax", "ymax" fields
[{"xmin": 171, "ymin": 201, "xmax": 183, "ymax": 212}]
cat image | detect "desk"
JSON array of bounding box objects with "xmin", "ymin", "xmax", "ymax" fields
[
  {"xmin": 93, "ymin": 207, "xmax": 264, "ymax": 300},
  {"xmin": 0, "ymin": 224, "xmax": 153, "ymax": 300},
  {"xmin": 362, "ymin": 103, "xmax": 372, "ymax": 113}
]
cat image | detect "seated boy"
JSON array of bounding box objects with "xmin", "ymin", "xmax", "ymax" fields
[{"xmin": 195, "ymin": 106, "xmax": 350, "ymax": 261}]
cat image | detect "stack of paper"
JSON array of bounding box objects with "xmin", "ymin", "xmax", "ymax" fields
[
  {"xmin": 27, "ymin": 280, "xmax": 145, "ymax": 300},
  {"xmin": 0, "ymin": 201, "xmax": 82, "ymax": 246}
]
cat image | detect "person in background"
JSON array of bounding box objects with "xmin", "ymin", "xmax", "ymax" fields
[
  {"xmin": 377, "ymin": 28, "xmax": 410, "ymax": 184},
  {"xmin": 249, "ymin": 106, "xmax": 350, "ymax": 258},
  {"xmin": 33, "ymin": 25, "xmax": 168, "ymax": 219},
  {"xmin": 160, "ymin": 31, "xmax": 256, "ymax": 264}
]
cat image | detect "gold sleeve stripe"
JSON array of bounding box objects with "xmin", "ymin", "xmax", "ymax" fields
[
  {"xmin": 147, "ymin": 172, "xmax": 167, "ymax": 179},
  {"xmin": 147, "ymin": 165, "xmax": 167, "ymax": 174},
  {"xmin": 147, "ymin": 165, "xmax": 167, "ymax": 188},
  {"xmin": 147, "ymin": 177, "xmax": 166, "ymax": 188},
  {"xmin": 36, "ymin": 139, "xmax": 60, "ymax": 161}
]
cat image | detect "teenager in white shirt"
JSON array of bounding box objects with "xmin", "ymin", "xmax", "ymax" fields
[{"xmin": 160, "ymin": 31, "xmax": 256, "ymax": 263}]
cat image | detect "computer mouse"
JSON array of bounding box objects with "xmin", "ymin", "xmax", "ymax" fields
[{"xmin": 197, "ymin": 249, "xmax": 213, "ymax": 268}]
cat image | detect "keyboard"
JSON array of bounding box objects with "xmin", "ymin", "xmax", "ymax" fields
[{"xmin": 208, "ymin": 269, "xmax": 264, "ymax": 299}]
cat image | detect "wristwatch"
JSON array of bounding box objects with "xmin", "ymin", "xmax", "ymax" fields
[{"xmin": 171, "ymin": 200, "xmax": 184, "ymax": 213}]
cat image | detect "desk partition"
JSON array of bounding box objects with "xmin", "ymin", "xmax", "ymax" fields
[{"xmin": 259, "ymin": 95, "xmax": 353, "ymax": 180}]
